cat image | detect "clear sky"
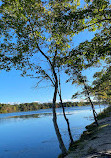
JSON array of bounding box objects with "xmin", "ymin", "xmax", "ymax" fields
[{"xmin": 0, "ymin": 28, "xmax": 104, "ymax": 104}]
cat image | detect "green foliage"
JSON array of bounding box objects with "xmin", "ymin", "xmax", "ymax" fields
[
  {"xmin": 0, "ymin": 0, "xmax": 83, "ymax": 87},
  {"xmin": 62, "ymin": 0, "xmax": 111, "ymax": 33},
  {"xmin": 61, "ymin": 0, "xmax": 111, "ymax": 104},
  {"xmin": 0, "ymin": 0, "xmax": 79, "ymax": 58},
  {"xmin": 92, "ymin": 66, "xmax": 111, "ymax": 103},
  {"xmin": 1, "ymin": 0, "xmax": 110, "ymax": 85},
  {"xmin": 0, "ymin": 101, "xmax": 103, "ymax": 114},
  {"xmin": 0, "ymin": 103, "xmax": 18, "ymax": 113},
  {"xmin": 0, "ymin": 0, "xmax": 111, "ymax": 110}
]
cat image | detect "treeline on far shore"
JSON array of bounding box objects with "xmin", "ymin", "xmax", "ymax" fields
[{"xmin": 0, "ymin": 101, "xmax": 107, "ymax": 114}]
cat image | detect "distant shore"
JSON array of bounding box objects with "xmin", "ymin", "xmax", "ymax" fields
[
  {"xmin": 0, "ymin": 101, "xmax": 107, "ymax": 114},
  {"xmin": 64, "ymin": 106, "xmax": 111, "ymax": 158}
]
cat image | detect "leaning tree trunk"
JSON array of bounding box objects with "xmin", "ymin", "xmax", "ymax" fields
[
  {"xmin": 58, "ymin": 91, "xmax": 74, "ymax": 145},
  {"xmin": 36, "ymin": 44, "xmax": 67, "ymax": 156},
  {"xmin": 87, "ymin": 93, "xmax": 99, "ymax": 126},
  {"xmin": 52, "ymin": 80, "xmax": 67, "ymax": 156},
  {"xmin": 83, "ymin": 82, "xmax": 98, "ymax": 126},
  {"xmin": 58, "ymin": 73, "xmax": 74, "ymax": 145}
]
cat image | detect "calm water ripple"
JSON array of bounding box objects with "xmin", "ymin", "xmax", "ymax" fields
[{"xmin": 0, "ymin": 105, "xmax": 106, "ymax": 158}]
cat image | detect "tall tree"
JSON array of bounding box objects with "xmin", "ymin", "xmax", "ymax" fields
[
  {"xmin": 74, "ymin": 74, "xmax": 98, "ymax": 126},
  {"xmin": 1, "ymin": 0, "xmax": 110, "ymax": 154},
  {"xmin": 1, "ymin": 0, "xmax": 83, "ymax": 155},
  {"xmin": 0, "ymin": 0, "xmax": 68, "ymax": 155},
  {"xmin": 64, "ymin": 55, "xmax": 99, "ymax": 126},
  {"xmin": 60, "ymin": 0, "xmax": 111, "ymax": 124}
]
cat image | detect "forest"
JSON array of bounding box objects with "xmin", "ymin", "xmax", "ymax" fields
[{"xmin": 0, "ymin": 101, "xmax": 107, "ymax": 114}]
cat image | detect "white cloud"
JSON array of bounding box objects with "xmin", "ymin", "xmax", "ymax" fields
[
  {"xmin": 33, "ymin": 101, "xmax": 41, "ymax": 103},
  {"xmin": 7, "ymin": 102, "xmax": 21, "ymax": 105},
  {"xmin": 62, "ymin": 99, "xmax": 80, "ymax": 102},
  {"xmin": 47, "ymin": 98, "xmax": 82, "ymax": 103}
]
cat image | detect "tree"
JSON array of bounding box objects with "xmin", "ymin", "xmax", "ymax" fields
[
  {"xmin": 1, "ymin": 0, "xmax": 82, "ymax": 155},
  {"xmin": 64, "ymin": 57, "xmax": 99, "ymax": 126},
  {"xmin": 92, "ymin": 65, "xmax": 111, "ymax": 104},
  {"xmin": 58, "ymin": 0, "xmax": 111, "ymax": 126},
  {"xmin": 58, "ymin": 70, "xmax": 74, "ymax": 145},
  {"xmin": 54, "ymin": 0, "xmax": 111, "ymax": 69},
  {"xmin": 77, "ymin": 75, "xmax": 98, "ymax": 126},
  {"xmin": 0, "ymin": 0, "xmax": 68, "ymax": 155},
  {"xmin": 1, "ymin": 0, "xmax": 110, "ymax": 154}
]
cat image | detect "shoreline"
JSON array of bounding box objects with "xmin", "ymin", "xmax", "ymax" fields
[
  {"xmin": 64, "ymin": 106, "xmax": 111, "ymax": 158},
  {"xmin": 0, "ymin": 102, "xmax": 107, "ymax": 114}
]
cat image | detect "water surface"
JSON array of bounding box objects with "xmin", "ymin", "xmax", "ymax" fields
[{"xmin": 0, "ymin": 105, "xmax": 106, "ymax": 158}]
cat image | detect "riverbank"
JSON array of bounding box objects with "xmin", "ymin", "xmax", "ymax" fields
[
  {"xmin": 65, "ymin": 106, "xmax": 111, "ymax": 158},
  {"xmin": 0, "ymin": 101, "xmax": 106, "ymax": 114}
]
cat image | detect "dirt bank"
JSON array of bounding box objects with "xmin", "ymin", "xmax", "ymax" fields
[{"xmin": 65, "ymin": 114, "xmax": 111, "ymax": 158}]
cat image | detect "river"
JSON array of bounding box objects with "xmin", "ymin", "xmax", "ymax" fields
[{"xmin": 0, "ymin": 105, "xmax": 106, "ymax": 158}]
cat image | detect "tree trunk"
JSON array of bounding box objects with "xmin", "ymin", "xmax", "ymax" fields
[
  {"xmin": 87, "ymin": 94, "xmax": 99, "ymax": 126},
  {"xmin": 37, "ymin": 45, "xmax": 67, "ymax": 156},
  {"xmin": 58, "ymin": 72, "xmax": 74, "ymax": 145},
  {"xmin": 58, "ymin": 91, "xmax": 74, "ymax": 145},
  {"xmin": 83, "ymin": 82, "xmax": 99, "ymax": 126},
  {"xmin": 52, "ymin": 81, "xmax": 67, "ymax": 156},
  {"xmin": 99, "ymin": 102, "xmax": 101, "ymax": 113}
]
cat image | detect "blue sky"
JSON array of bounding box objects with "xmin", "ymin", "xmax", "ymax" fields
[
  {"xmin": 0, "ymin": 29, "xmax": 104, "ymax": 104},
  {"xmin": 0, "ymin": 0, "xmax": 106, "ymax": 104}
]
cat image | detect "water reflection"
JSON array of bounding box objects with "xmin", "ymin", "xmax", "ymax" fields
[
  {"xmin": 0, "ymin": 105, "xmax": 107, "ymax": 158},
  {"xmin": 0, "ymin": 113, "xmax": 53, "ymax": 125}
]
